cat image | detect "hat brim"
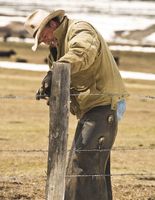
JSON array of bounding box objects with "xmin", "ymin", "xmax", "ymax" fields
[{"xmin": 32, "ymin": 10, "xmax": 65, "ymax": 51}]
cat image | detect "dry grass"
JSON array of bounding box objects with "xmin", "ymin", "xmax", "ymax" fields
[{"xmin": 0, "ymin": 43, "xmax": 155, "ymax": 199}]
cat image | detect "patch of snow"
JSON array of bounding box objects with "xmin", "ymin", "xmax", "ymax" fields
[
  {"xmin": 109, "ymin": 45, "xmax": 155, "ymax": 53},
  {"xmin": 0, "ymin": 61, "xmax": 155, "ymax": 81},
  {"xmin": 0, "ymin": 61, "xmax": 49, "ymax": 71},
  {"xmin": 120, "ymin": 71, "xmax": 155, "ymax": 81},
  {"xmin": 0, "ymin": 16, "xmax": 25, "ymax": 26},
  {"xmin": 144, "ymin": 33, "xmax": 155, "ymax": 43},
  {"xmin": 69, "ymin": 13, "xmax": 155, "ymax": 41}
]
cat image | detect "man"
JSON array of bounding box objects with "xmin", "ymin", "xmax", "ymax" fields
[{"xmin": 25, "ymin": 9, "xmax": 128, "ymax": 200}]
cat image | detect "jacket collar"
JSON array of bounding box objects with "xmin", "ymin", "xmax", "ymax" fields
[{"xmin": 53, "ymin": 16, "xmax": 68, "ymax": 47}]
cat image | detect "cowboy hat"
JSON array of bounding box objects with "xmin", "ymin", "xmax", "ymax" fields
[{"xmin": 24, "ymin": 9, "xmax": 65, "ymax": 51}]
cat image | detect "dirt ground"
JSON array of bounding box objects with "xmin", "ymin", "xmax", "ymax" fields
[
  {"xmin": 0, "ymin": 176, "xmax": 155, "ymax": 200},
  {"xmin": 0, "ymin": 41, "xmax": 155, "ymax": 199}
]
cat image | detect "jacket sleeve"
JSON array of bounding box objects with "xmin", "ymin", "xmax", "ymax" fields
[{"xmin": 58, "ymin": 22, "xmax": 100, "ymax": 76}]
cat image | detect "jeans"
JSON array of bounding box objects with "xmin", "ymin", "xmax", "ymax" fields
[{"xmin": 65, "ymin": 105, "xmax": 118, "ymax": 200}]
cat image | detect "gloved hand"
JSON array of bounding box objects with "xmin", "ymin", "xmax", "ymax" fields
[{"xmin": 36, "ymin": 70, "xmax": 52, "ymax": 100}]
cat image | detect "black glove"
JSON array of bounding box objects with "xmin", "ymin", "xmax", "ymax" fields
[{"xmin": 36, "ymin": 71, "xmax": 52, "ymax": 100}]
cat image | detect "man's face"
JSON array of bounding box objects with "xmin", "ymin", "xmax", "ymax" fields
[{"xmin": 39, "ymin": 20, "xmax": 58, "ymax": 47}]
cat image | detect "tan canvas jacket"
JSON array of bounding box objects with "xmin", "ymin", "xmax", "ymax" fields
[{"xmin": 48, "ymin": 16, "xmax": 129, "ymax": 118}]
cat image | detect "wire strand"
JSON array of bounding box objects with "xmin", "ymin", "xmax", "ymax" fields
[
  {"xmin": 0, "ymin": 94, "xmax": 155, "ymax": 100},
  {"xmin": 0, "ymin": 147, "xmax": 155, "ymax": 153},
  {"xmin": 65, "ymin": 173, "xmax": 155, "ymax": 178}
]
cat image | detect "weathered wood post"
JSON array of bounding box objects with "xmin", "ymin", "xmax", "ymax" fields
[{"xmin": 46, "ymin": 62, "xmax": 70, "ymax": 200}]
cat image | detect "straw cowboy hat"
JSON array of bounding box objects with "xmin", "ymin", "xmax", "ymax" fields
[{"xmin": 24, "ymin": 9, "xmax": 65, "ymax": 51}]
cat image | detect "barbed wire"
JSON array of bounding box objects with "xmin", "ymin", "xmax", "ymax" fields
[
  {"xmin": 0, "ymin": 94, "xmax": 155, "ymax": 100},
  {"xmin": 0, "ymin": 149, "xmax": 47, "ymax": 153},
  {"xmin": 0, "ymin": 173, "xmax": 154, "ymax": 181},
  {"xmin": 0, "ymin": 147, "xmax": 155, "ymax": 153},
  {"xmin": 70, "ymin": 147, "xmax": 155, "ymax": 152},
  {"xmin": 65, "ymin": 173, "xmax": 155, "ymax": 178},
  {"xmin": 0, "ymin": 95, "xmax": 34, "ymax": 100},
  {"xmin": 0, "ymin": 94, "xmax": 155, "ymax": 181},
  {"xmin": 1, "ymin": 148, "xmax": 154, "ymax": 179},
  {"xmin": 0, "ymin": 149, "xmax": 154, "ymax": 180}
]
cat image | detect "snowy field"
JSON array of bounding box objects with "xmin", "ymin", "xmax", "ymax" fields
[
  {"xmin": 0, "ymin": 61, "xmax": 155, "ymax": 81},
  {"xmin": 0, "ymin": 0, "xmax": 155, "ymax": 42},
  {"xmin": 0, "ymin": 0, "xmax": 155, "ymax": 71}
]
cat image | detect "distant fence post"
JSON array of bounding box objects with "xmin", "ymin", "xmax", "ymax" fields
[{"xmin": 46, "ymin": 62, "xmax": 70, "ymax": 200}]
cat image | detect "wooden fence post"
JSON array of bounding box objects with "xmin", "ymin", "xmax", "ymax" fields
[{"xmin": 46, "ymin": 62, "xmax": 70, "ymax": 200}]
